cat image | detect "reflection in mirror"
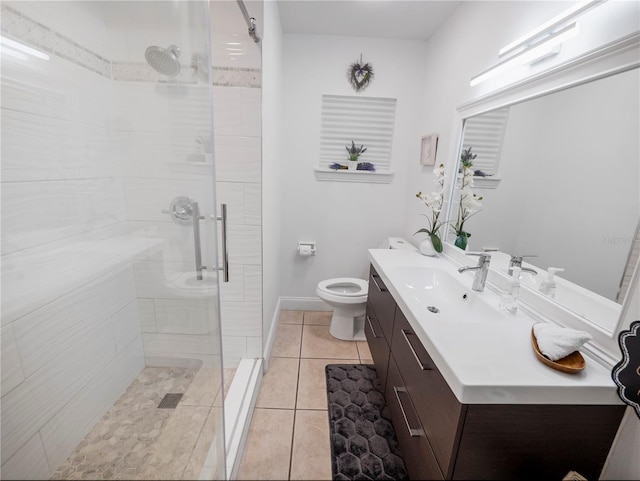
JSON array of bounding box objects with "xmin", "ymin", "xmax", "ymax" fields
[{"xmin": 448, "ymin": 67, "xmax": 639, "ymax": 325}]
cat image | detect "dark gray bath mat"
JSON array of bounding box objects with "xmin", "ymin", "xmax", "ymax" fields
[{"xmin": 325, "ymin": 364, "xmax": 408, "ymax": 480}]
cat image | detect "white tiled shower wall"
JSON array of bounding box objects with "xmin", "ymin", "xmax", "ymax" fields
[
  {"xmin": 1, "ymin": 2, "xmax": 262, "ymax": 477},
  {"xmin": 1, "ymin": 4, "xmax": 143, "ymax": 478}
]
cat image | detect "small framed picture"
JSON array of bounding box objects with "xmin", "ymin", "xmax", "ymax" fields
[{"xmin": 420, "ymin": 133, "xmax": 439, "ymax": 166}]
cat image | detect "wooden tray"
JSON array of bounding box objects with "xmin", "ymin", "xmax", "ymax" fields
[{"xmin": 531, "ymin": 329, "xmax": 586, "ymax": 374}]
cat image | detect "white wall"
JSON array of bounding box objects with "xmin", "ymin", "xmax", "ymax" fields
[
  {"xmin": 407, "ymin": 1, "xmax": 640, "ymax": 479},
  {"xmin": 279, "ymin": 33, "xmax": 428, "ymax": 297},
  {"xmin": 262, "ymin": 0, "xmax": 284, "ymax": 352}
]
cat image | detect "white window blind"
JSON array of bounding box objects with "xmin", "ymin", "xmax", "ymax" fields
[
  {"xmin": 319, "ymin": 95, "xmax": 397, "ymax": 172},
  {"xmin": 462, "ymin": 107, "xmax": 510, "ymax": 176}
]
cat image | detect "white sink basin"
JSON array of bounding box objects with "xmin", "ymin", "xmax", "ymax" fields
[{"xmin": 386, "ymin": 266, "xmax": 504, "ymax": 322}]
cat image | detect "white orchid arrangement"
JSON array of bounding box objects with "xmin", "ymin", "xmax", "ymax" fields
[
  {"xmin": 415, "ymin": 163, "xmax": 447, "ymax": 252},
  {"xmin": 453, "ymin": 148, "xmax": 483, "ymax": 239}
]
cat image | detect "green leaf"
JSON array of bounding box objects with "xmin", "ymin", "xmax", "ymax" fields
[{"xmin": 430, "ymin": 234, "xmax": 443, "ymax": 253}]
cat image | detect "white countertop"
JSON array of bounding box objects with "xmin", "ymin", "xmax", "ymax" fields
[{"xmin": 368, "ymin": 249, "xmax": 621, "ymax": 405}]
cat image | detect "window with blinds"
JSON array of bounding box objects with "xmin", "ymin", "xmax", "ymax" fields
[
  {"xmin": 319, "ymin": 95, "xmax": 397, "ymax": 172},
  {"xmin": 462, "ymin": 107, "xmax": 510, "ymax": 176}
]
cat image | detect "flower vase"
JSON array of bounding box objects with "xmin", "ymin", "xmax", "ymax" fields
[
  {"xmin": 455, "ymin": 232, "xmax": 469, "ymax": 250},
  {"xmin": 419, "ymin": 234, "xmax": 442, "ymax": 256},
  {"xmin": 348, "ymin": 162, "xmax": 358, "ymax": 171}
]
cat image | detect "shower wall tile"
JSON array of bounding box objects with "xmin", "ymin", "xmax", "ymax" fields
[
  {"xmin": 212, "ymin": 86, "xmax": 263, "ymax": 138},
  {"xmin": 0, "ymin": 325, "xmax": 24, "ymax": 397},
  {"xmin": 220, "ymin": 263, "xmax": 245, "ymax": 302},
  {"xmin": 39, "ymin": 336, "xmax": 144, "ymax": 471},
  {"xmin": 132, "ymin": 261, "xmax": 226, "ymax": 301},
  {"xmin": 226, "ymin": 225, "xmax": 262, "ymax": 265},
  {"xmin": 111, "ymin": 300, "xmax": 142, "ymax": 354},
  {"xmin": 1, "ymin": 178, "xmax": 127, "ymax": 255},
  {"xmin": 246, "ymin": 336, "xmax": 263, "ymax": 358},
  {"xmin": 220, "ymin": 301, "xmax": 262, "ymax": 337},
  {"xmin": 1, "ymin": 109, "xmax": 121, "ymax": 183},
  {"xmin": 137, "ymin": 298, "xmax": 157, "ymax": 333},
  {"xmin": 12, "ymin": 266, "xmax": 136, "ymax": 378},
  {"xmin": 145, "ymin": 353, "xmax": 220, "ymax": 369},
  {"xmin": 214, "ymin": 135, "xmax": 261, "ymax": 183},
  {"xmin": 221, "ymin": 335, "xmax": 248, "ymax": 367},
  {"xmin": 1, "ymin": 54, "xmax": 115, "ymax": 128},
  {"xmin": 124, "ymin": 177, "xmax": 213, "ymax": 223},
  {"xmin": 0, "ymin": 322, "xmax": 116, "ymax": 465},
  {"xmin": 216, "ymin": 182, "xmax": 246, "ymax": 225},
  {"xmin": 154, "ymin": 298, "xmax": 218, "ymax": 336},
  {"xmin": 0, "ymin": 432, "xmax": 52, "ymax": 481},
  {"xmin": 244, "ymin": 265, "xmax": 263, "ymax": 303},
  {"xmin": 244, "ymin": 183, "xmax": 262, "ymax": 226},
  {"xmin": 142, "ymin": 333, "xmax": 220, "ymax": 359},
  {"xmin": 239, "ymin": 87, "xmax": 262, "ymax": 138}
]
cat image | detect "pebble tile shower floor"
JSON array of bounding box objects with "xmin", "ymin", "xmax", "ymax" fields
[{"xmin": 51, "ymin": 366, "xmax": 235, "ymax": 480}]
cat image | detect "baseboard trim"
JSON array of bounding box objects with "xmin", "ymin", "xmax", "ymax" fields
[
  {"xmin": 279, "ymin": 296, "xmax": 332, "ymax": 311},
  {"xmin": 262, "ymin": 297, "xmax": 281, "ymax": 371}
]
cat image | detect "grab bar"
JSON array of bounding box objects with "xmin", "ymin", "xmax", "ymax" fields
[
  {"xmin": 217, "ymin": 204, "xmax": 229, "ymax": 282},
  {"xmin": 192, "ymin": 201, "xmax": 206, "ymax": 281}
]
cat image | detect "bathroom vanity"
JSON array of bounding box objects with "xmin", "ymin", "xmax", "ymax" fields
[{"xmin": 365, "ymin": 249, "xmax": 626, "ymax": 480}]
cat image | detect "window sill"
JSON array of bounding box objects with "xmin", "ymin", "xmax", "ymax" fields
[
  {"xmin": 473, "ymin": 176, "xmax": 501, "ymax": 189},
  {"xmin": 314, "ymin": 168, "xmax": 394, "ymax": 184}
]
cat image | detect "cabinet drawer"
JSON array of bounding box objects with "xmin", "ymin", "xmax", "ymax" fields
[
  {"xmin": 364, "ymin": 305, "xmax": 390, "ymax": 389},
  {"xmin": 368, "ymin": 266, "xmax": 395, "ymax": 341},
  {"xmin": 392, "ymin": 309, "xmax": 464, "ymax": 478},
  {"xmin": 385, "ymin": 354, "xmax": 443, "ymax": 481}
]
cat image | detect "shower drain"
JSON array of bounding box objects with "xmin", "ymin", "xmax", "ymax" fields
[
  {"xmin": 158, "ymin": 393, "xmax": 184, "ymax": 409},
  {"xmin": 426, "ymin": 306, "xmax": 440, "ymax": 314}
]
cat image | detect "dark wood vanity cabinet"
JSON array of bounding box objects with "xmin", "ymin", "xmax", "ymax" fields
[{"xmin": 365, "ymin": 265, "xmax": 626, "ymax": 480}]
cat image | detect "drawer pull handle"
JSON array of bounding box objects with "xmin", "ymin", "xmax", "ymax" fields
[
  {"xmin": 371, "ymin": 274, "xmax": 387, "ymax": 292},
  {"xmin": 366, "ymin": 315, "xmax": 380, "ymax": 338},
  {"xmin": 393, "ymin": 386, "xmax": 424, "ymax": 437},
  {"xmin": 401, "ymin": 329, "xmax": 431, "ymax": 371}
]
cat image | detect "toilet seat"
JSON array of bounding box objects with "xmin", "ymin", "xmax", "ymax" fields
[
  {"xmin": 316, "ymin": 277, "xmax": 368, "ymax": 304},
  {"xmin": 318, "ymin": 277, "xmax": 368, "ymax": 296}
]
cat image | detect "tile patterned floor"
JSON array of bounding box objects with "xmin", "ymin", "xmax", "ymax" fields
[
  {"xmin": 237, "ymin": 310, "xmax": 373, "ymax": 481},
  {"xmin": 51, "ymin": 366, "xmax": 235, "ymax": 480}
]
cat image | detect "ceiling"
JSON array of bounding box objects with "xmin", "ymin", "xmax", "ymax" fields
[{"xmin": 276, "ymin": 0, "xmax": 462, "ymax": 41}]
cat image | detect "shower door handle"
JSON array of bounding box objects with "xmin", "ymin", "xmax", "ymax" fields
[
  {"xmin": 216, "ymin": 204, "xmax": 229, "ymax": 282},
  {"xmin": 192, "ymin": 201, "xmax": 206, "ymax": 281}
]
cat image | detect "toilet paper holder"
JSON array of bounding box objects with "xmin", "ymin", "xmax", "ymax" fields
[{"xmin": 297, "ymin": 241, "xmax": 316, "ymax": 256}]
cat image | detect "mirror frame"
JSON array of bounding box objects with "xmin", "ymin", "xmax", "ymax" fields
[{"xmin": 442, "ymin": 32, "xmax": 640, "ymax": 366}]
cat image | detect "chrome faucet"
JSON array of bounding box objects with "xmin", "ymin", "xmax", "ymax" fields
[
  {"xmin": 508, "ymin": 255, "xmax": 538, "ymax": 276},
  {"xmin": 458, "ymin": 252, "xmax": 492, "ymax": 292}
]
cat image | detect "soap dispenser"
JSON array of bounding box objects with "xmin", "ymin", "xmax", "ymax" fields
[
  {"xmin": 539, "ymin": 267, "xmax": 564, "ymax": 298},
  {"xmin": 499, "ymin": 267, "xmax": 521, "ymax": 314}
]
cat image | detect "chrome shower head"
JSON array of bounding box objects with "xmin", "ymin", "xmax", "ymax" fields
[{"xmin": 145, "ymin": 45, "xmax": 181, "ymax": 77}]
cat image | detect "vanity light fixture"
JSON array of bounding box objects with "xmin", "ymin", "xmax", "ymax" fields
[
  {"xmin": 470, "ymin": 22, "xmax": 580, "ymax": 87},
  {"xmin": 470, "ymin": 0, "xmax": 606, "ymax": 87},
  {"xmin": 498, "ymin": 0, "xmax": 604, "ymax": 58}
]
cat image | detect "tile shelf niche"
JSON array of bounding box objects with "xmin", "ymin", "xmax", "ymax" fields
[{"xmin": 313, "ymin": 168, "xmax": 394, "ymax": 184}]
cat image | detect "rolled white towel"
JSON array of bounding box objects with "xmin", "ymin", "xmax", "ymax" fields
[{"xmin": 533, "ymin": 323, "xmax": 592, "ymax": 361}]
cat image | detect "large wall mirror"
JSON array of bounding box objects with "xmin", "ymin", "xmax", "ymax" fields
[{"xmin": 446, "ymin": 65, "xmax": 639, "ymax": 339}]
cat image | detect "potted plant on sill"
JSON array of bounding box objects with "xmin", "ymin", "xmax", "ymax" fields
[{"xmin": 345, "ymin": 140, "xmax": 367, "ymax": 170}]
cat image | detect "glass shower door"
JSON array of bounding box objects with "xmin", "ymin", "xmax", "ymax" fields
[{"xmin": 1, "ymin": 1, "xmax": 225, "ymax": 479}]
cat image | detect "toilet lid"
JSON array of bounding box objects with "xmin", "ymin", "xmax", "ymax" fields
[{"xmin": 318, "ymin": 278, "xmax": 368, "ymax": 297}]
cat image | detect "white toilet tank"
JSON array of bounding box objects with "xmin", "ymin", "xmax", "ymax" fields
[{"xmin": 380, "ymin": 236, "xmax": 418, "ymax": 251}]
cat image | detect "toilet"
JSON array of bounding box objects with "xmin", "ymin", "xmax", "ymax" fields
[{"xmin": 316, "ymin": 237, "xmax": 417, "ymax": 341}]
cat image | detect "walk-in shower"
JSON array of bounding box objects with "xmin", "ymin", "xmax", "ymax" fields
[{"xmin": 1, "ymin": 0, "xmax": 263, "ymax": 479}]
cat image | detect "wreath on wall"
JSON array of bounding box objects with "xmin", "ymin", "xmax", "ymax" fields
[{"xmin": 347, "ymin": 54, "xmax": 374, "ymax": 92}]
